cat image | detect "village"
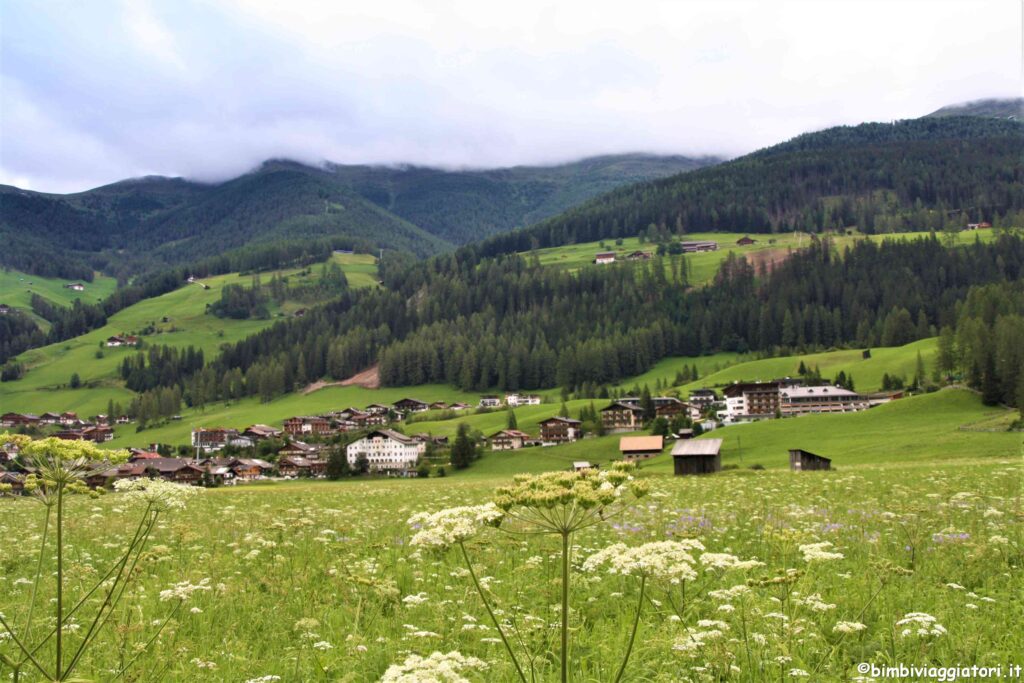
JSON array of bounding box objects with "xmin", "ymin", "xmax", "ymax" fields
[{"xmin": 1, "ymin": 376, "xmax": 894, "ymax": 492}]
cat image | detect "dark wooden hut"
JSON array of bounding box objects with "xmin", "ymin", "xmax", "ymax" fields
[
  {"xmin": 788, "ymin": 449, "xmax": 832, "ymax": 471},
  {"xmin": 671, "ymin": 439, "xmax": 722, "ymax": 475}
]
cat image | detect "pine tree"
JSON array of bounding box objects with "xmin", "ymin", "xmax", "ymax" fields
[
  {"xmin": 450, "ymin": 423, "xmax": 475, "ymax": 470},
  {"xmin": 507, "ymin": 407, "xmax": 518, "ymax": 429}
]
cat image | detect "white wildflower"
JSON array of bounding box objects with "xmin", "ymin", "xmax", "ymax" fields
[
  {"xmin": 408, "ymin": 504, "xmax": 503, "ymax": 549},
  {"xmin": 832, "ymin": 621, "xmax": 867, "ymax": 634},
  {"xmin": 798, "ymin": 541, "xmax": 844, "ymax": 562},
  {"xmin": 583, "ymin": 541, "xmax": 698, "ymax": 583},
  {"xmin": 380, "ymin": 650, "xmax": 489, "ymax": 682},
  {"xmin": 113, "ymin": 478, "xmax": 198, "ymax": 511},
  {"xmin": 159, "ymin": 578, "xmax": 211, "ymax": 602},
  {"xmin": 895, "ymin": 612, "xmax": 946, "ymax": 638}
]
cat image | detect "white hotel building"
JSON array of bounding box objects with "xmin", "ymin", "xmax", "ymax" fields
[
  {"xmin": 779, "ymin": 385, "xmax": 869, "ymax": 416},
  {"xmin": 346, "ymin": 429, "xmax": 426, "ymax": 474}
]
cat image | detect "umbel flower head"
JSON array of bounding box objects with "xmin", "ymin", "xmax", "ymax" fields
[
  {"xmin": 583, "ymin": 540, "xmax": 702, "ymax": 584},
  {"xmin": 798, "ymin": 541, "xmax": 845, "ymax": 562},
  {"xmin": 492, "ymin": 462, "xmax": 647, "ymax": 534},
  {"xmin": 114, "ymin": 477, "xmax": 199, "ymax": 511},
  {"xmin": 2, "ymin": 432, "xmax": 129, "ymax": 500},
  {"xmin": 379, "ymin": 650, "xmax": 489, "ymax": 682},
  {"xmin": 408, "ymin": 503, "xmax": 504, "ymax": 550}
]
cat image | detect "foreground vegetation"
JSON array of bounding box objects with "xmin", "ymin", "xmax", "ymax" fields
[{"xmin": 1, "ymin": 452, "xmax": 1019, "ymax": 681}]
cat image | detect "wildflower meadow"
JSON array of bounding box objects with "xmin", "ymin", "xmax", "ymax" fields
[{"xmin": 0, "ymin": 456, "xmax": 1021, "ymax": 681}]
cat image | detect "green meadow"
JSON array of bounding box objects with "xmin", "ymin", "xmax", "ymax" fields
[{"xmin": 0, "ymin": 267, "xmax": 118, "ymax": 328}]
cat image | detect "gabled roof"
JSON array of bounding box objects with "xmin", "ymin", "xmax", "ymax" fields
[
  {"xmin": 671, "ymin": 439, "xmax": 723, "ymax": 457},
  {"xmin": 601, "ymin": 401, "xmax": 643, "ymax": 413},
  {"xmin": 619, "ymin": 436, "xmax": 664, "ymax": 453},
  {"xmin": 490, "ymin": 429, "xmax": 530, "ymax": 439},
  {"xmin": 541, "ymin": 416, "xmax": 582, "ymax": 425}
]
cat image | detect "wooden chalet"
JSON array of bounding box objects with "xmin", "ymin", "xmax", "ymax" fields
[
  {"xmin": 788, "ymin": 449, "xmax": 832, "ymax": 471},
  {"xmin": 393, "ymin": 398, "xmax": 429, "ymax": 413},
  {"xmin": 625, "ymin": 250, "xmax": 652, "ymax": 261},
  {"xmin": 1, "ymin": 413, "xmax": 40, "ymax": 428},
  {"xmin": 0, "ymin": 471, "xmax": 26, "ymax": 495},
  {"xmin": 601, "ymin": 402, "xmax": 644, "ymax": 431},
  {"xmin": 489, "ymin": 429, "xmax": 531, "ymax": 450},
  {"xmin": 539, "ymin": 416, "xmax": 582, "ymax": 443},
  {"xmin": 429, "ymin": 401, "xmax": 449, "ymax": 410},
  {"xmin": 594, "ymin": 252, "xmax": 616, "ymax": 264},
  {"xmin": 364, "ymin": 403, "xmax": 391, "ymax": 415},
  {"xmin": 283, "ymin": 416, "xmax": 332, "ymax": 437},
  {"xmin": 671, "ymin": 439, "xmax": 723, "ymax": 475},
  {"xmin": 679, "ymin": 240, "xmax": 718, "ymax": 253},
  {"xmin": 736, "ymin": 236, "xmax": 757, "ymax": 246},
  {"xmin": 277, "ymin": 455, "xmax": 326, "ymax": 478},
  {"xmin": 243, "ymin": 424, "xmax": 283, "ymax": 441},
  {"xmin": 619, "ymin": 435, "xmax": 664, "ymax": 461}
]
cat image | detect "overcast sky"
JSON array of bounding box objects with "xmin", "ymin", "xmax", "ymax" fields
[{"xmin": 0, "ymin": 0, "xmax": 1019, "ymax": 193}]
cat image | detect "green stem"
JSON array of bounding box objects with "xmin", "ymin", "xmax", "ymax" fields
[
  {"xmin": 111, "ymin": 601, "xmax": 182, "ymax": 679},
  {"xmin": 613, "ymin": 575, "xmax": 645, "ymax": 683},
  {"xmin": 560, "ymin": 530, "xmax": 570, "ymax": 683},
  {"xmin": 55, "ymin": 483, "xmax": 65, "ymax": 681},
  {"xmin": 458, "ymin": 542, "xmax": 527, "ymax": 683},
  {"xmin": 20, "ymin": 504, "xmax": 52, "ymax": 645},
  {"xmin": 0, "ymin": 614, "xmax": 51, "ymax": 680}
]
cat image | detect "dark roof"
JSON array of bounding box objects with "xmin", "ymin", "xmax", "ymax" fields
[{"xmin": 541, "ymin": 416, "xmax": 582, "ymax": 425}]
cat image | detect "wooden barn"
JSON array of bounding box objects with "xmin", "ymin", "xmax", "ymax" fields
[
  {"xmin": 671, "ymin": 439, "xmax": 722, "ymax": 475},
  {"xmin": 619, "ymin": 435, "xmax": 664, "ymax": 461},
  {"xmin": 788, "ymin": 449, "xmax": 832, "ymax": 471}
]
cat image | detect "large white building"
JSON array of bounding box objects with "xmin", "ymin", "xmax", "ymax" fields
[
  {"xmin": 346, "ymin": 429, "xmax": 425, "ymax": 474},
  {"xmin": 779, "ymin": 385, "xmax": 869, "ymax": 416}
]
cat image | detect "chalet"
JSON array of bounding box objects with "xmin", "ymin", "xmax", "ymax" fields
[
  {"xmin": 539, "ymin": 416, "xmax": 582, "ymax": 443},
  {"xmin": 721, "ymin": 382, "xmax": 782, "ymax": 422},
  {"xmin": 277, "ymin": 440, "xmax": 322, "ymax": 459},
  {"xmin": 115, "ymin": 415, "xmax": 131, "ymax": 424},
  {"xmin": 348, "ymin": 412, "xmax": 387, "ymax": 428},
  {"xmin": 283, "ymin": 416, "xmax": 332, "ymax": 437},
  {"xmin": 429, "ymin": 401, "xmax": 449, "ymax": 410},
  {"xmin": 105, "ymin": 335, "xmax": 140, "ymax": 348},
  {"xmin": 1, "ymin": 413, "xmax": 40, "ymax": 428},
  {"xmin": 672, "ymin": 439, "xmax": 723, "ymax": 475},
  {"xmin": 490, "ymin": 429, "xmax": 531, "ymax": 450},
  {"xmin": 191, "ymin": 427, "xmax": 239, "ymax": 453},
  {"xmin": 59, "ymin": 412, "xmax": 79, "ymax": 425},
  {"xmin": 227, "ymin": 458, "xmax": 275, "ymax": 480},
  {"xmin": 965, "ymin": 222, "xmax": 992, "ymax": 230},
  {"xmin": 625, "ymin": 251, "xmax": 652, "ymax": 261},
  {"xmin": 243, "ymin": 424, "xmax": 283, "ymax": 441},
  {"xmin": 688, "ymin": 388, "xmax": 718, "ymax": 411},
  {"xmin": 450, "ymin": 402, "xmax": 472, "ymax": 411},
  {"xmin": 0, "ymin": 471, "xmax": 26, "ymax": 495},
  {"xmin": 679, "ymin": 240, "xmax": 718, "ymax": 253},
  {"xmin": 736, "ymin": 236, "xmax": 757, "ymax": 246},
  {"xmin": 788, "ymin": 448, "xmax": 832, "ymax": 471},
  {"xmin": 364, "ymin": 403, "xmax": 391, "ymax": 415},
  {"xmin": 82, "ymin": 426, "xmax": 113, "ymax": 443},
  {"xmin": 652, "ymin": 397, "xmax": 688, "ymax": 418},
  {"xmin": 572, "ymin": 461, "xmax": 595, "ymax": 472},
  {"xmin": 393, "ymin": 398, "xmax": 429, "ymax": 413},
  {"xmin": 779, "ymin": 385, "xmax": 868, "ymax": 416},
  {"xmin": 619, "ymin": 435, "xmax": 664, "ymax": 461},
  {"xmin": 505, "ymin": 393, "xmax": 541, "ymax": 406},
  {"xmin": 479, "ymin": 395, "xmax": 502, "ymax": 408},
  {"xmin": 600, "ymin": 402, "xmax": 644, "ymax": 432},
  {"xmin": 40, "ymin": 412, "xmax": 62, "ymax": 425},
  {"xmin": 594, "ymin": 252, "xmax": 617, "ymax": 264},
  {"xmin": 128, "ymin": 449, "xmax": 162, "ymax": 461},
  {"xmin": 64, "ymin": 282, "xmax": 85, "ymax": 292},
  {"xmin": 277, "ymin": 455, "xmax": 324, "ymax": 478},
  {"xmin": 346, "ymin": 429, "xmax": 424, "ymax": 474}
]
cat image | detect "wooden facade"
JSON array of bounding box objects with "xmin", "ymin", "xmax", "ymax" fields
[
  {"xmin": 788, "ymin": 449, "xmax": 832, "ymax": 471},
  {"xmin": 671, "ymin": 439, "xmax": 722, "ymax": 475}
]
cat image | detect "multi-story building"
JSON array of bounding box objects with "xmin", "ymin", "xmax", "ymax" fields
[
  {"xmin": 539, "ymin": 417, "xmax": 582, "ymax": 443},
  {"xmin": 489, "ymin": 429, "xmax": 531, "ymax": 450},
  {"xmin": 345, "ymin": 429, "xmax": 425, "ymax": 474},
  {"xmin": 600, "ymin": 401, "xmax": 644, "ymax": 432},
  {"xmin": 720, "ymin": 382, "xmax": 781, "ymax": 421},
  {"xmin": 779, "ymin": 385, "xmax": 869, "ymax": 416}
]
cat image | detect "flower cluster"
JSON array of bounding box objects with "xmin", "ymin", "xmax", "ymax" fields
[
  {"xmin": 408, "ymin": 503, "xmax": 504, "ymax": 550},
  {"xmin": 583, "ymin": 540, "xmax": 701, "ymax": 584},
  {"xmin": 159, "ymin": 578, "xmax": 212, "ymax": 602},
  {"xmin": 379, "ymin": 650, "xmax": 489, "ymax": 682},
  {"xmin": 798, "ymin": 541, "xmax": 845, "ymax": 562},
  {"xmin": 895, "ymin": 612, "xmax": 947, "ymax": 638},
  {"xmin": 113, "ymin": 477, "xmax": 199, "ymax": 511},
  {"xmin": 494, "ymin": 463, "xmax": 645, "ymax": 513}
]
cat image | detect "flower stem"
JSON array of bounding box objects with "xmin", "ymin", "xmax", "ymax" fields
[
  {"xmin": 560, "ymin": 530, "xmax": 570, "ymax": 683},
  {"xmin": 613, "ymin": 574, "xmax": 645, "ymax": 683},
  {"xmin": 55, "ymin": 482, "xmax": 64, "ymax": 681},
  {"xmin": 458, "ymin": 542, "xmax": 527, "ymax": 683}
]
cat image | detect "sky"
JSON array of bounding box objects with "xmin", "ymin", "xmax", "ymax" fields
[{"xmin": 0, "ymin": 0, "xmax": 1019, "ymax": 193}]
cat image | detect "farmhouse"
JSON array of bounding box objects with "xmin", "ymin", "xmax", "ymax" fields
[
  {"xmin": 450, "ymin": 402, "xmax": 472, "ymax": 410},
  {"xmin": 626, "ymin": 250, "xmax": 652, "ymax": 261},
  {"xmin": 736, "ymin": 236, "xmax": 757, "ymax": 246},
  {"xmin": 346, "ymin": 429, "xmax": 424, "ymax": 475},
  {"xmin": 283, "ymin": 416, "xmax": 332, "ymax": 437},
  {"xmin": 105, "ymin": 335, "xmax": 140, "ymax": 347},
  {"xmin": 600, "ymin": 401, "xmax": 644, "ymax": 432},
  {"xmin": 479, "ymin": 395, "xmax": 503, "ymax": 408},
  {"xmin": 277, "ymin": 455, "xmax": 326, "ymax": 478},
  {"xmin": 0, "ymin": 471, "xmax": 26, "ymax": 495},
  {"xmin": 779, "ymin": 385, "xmax": 869, "ymax": 416},
  {"xmin": 679, "ymin": 240, "xmax": 718, "ymax": 253},
  {"xmin": 350, "ymin": 412, "xmax": 389, "ymax": 428},
  {"xmin": 539, "ymin": 416, "xmax": 582, "ymax": 443},
  {"xmin": 789, "ymin": 448, "xmax": 832, "ymax": 471},
  {"xmin": 277, "ymin": 440, "xmax": 322, "ymax": 459},
  {"xmin": 619, "ymin": 435, "xmax": 664, "ymax": 461},
  {"xmin": 505, "ymin": 393, "xmax": 541, "ymax": 406},
  {"xmin": 365, "ymin": 403, "xmax": 391, "ymax": 415},
  {"xmin": 191, "ymin": 427, "xmax": 239, "ymax": 453},
  {"xmin": 594, "ymin": 252, "xmax": 616, "ymax": 264},
  {"xmin": 429, "ymin": 401, "xmax": 448, "ymax": 410},
  {"xmin": 393, "ymin": 398, "xmax": 429, "ymax": 413},
  {"xmin": 243, "ymin": 424, "xmax": 283, "ymax": 441},
  {"xmin": 1, "ymin": 413, "xmax": 41, "ymax": 428},
  {"xmin": 489, "ymin": 429, "xmax": 531, "ymax": 450},
  {"xmin": 721, "ymin": 382, "xmax": 782, "ymax": 421},
  {"xmin": 672, "ymin": 439, "xmax": 723, "ymax": 475},
  {"xmin": 64, "ymin": 282, "xmax": 85, "ymax": 291}
]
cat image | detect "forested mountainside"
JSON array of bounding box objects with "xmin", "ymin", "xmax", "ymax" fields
[
  {"xmin": 472, "ymin": 117, "xmax": 1024, "ymax": 257},
  {"xmin": 0, "ymin": 154, "xmax": 714, "ymax": 281},
  {"xmin": 926, "ymin": 97, "xmax": 1022, "ymax": 119},
  {"xmin": 119, "ymin": 234, "xmax": 1023, "ymax": 408}
]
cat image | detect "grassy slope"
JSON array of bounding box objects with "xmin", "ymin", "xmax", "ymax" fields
[
  {"xmin": 679, "ymin": 338, "xmax": 937, "ymax": 395},
  {"xmin": 0, "ymin": 255, "xmax": 379, "ymax": 418},
  {"xmin": 525, "ymin": 229, "xmax": 998, "ymax": 284},
  {"xmin": 0, "ymin": 268, "xmax": 118, "ymax": 328},
  {"xmin": 459, "ymin": 389, "xmax": 1021, "ymax": 478}
]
